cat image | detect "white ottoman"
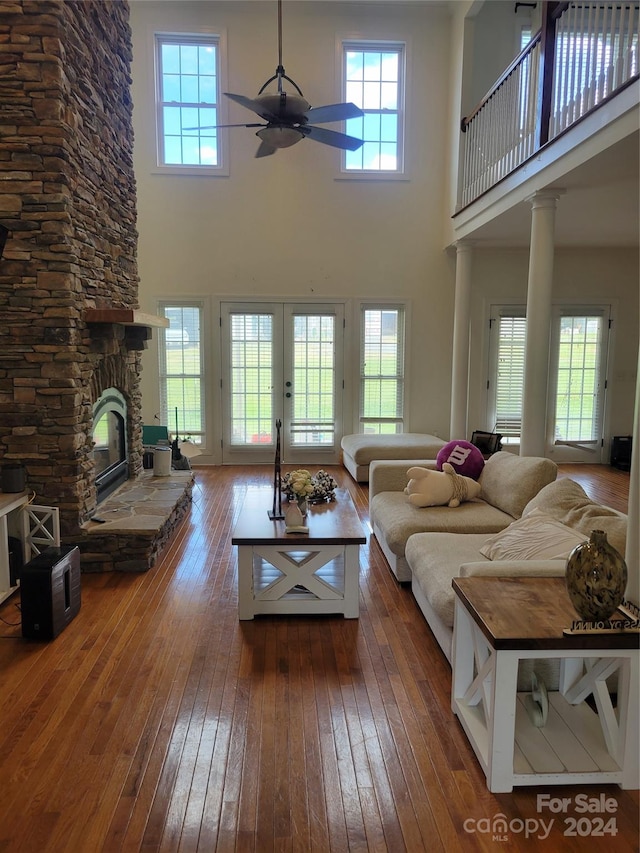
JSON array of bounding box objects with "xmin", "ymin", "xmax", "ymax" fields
[{"xmin": 341, "ymin": 433, "xmax": 446, "ymax": 482}]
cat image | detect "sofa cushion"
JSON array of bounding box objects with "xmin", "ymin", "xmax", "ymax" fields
[
  {"xmin": 478, "ymin": 508, "xmax": 587, "ymax": 561},
  {"xmin": 370, "ymin": 492, "xmax": 514, "ymax": 557},
  {"xmin": 478, "ymin": 451, "xmax": 557, "ymax": 519},
  {"xmin": 523, "ymin": 477, "xmax": 628, "ymax": 555},
  {"xmin": 408, "ymin": 532, "xmax": 565, "ymax": 692},
  {"xmin": 523, "ymin": 476, "xmax": 589, "ymax": 517},
  {"xmin": 407, "ymin": 532, "xmax": 490, "ymax": 628}
]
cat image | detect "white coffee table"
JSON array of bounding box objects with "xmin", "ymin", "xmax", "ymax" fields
[{"xmin": 232, "ymin": 487, "xmax": 366, "ymax": 619}]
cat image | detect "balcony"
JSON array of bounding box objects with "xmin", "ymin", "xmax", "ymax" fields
[{"xmin": 453, "ymin": 1, "xmax": 639, "ymax": 247}]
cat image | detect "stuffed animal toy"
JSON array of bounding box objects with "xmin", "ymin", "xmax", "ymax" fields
[
  {"xmin": 436, "ymin": 439, "xmax": 485, "ymax": 480},
  {"xmin": 405, "ymin": 463, "xmax": 482, "ymax": 508}
]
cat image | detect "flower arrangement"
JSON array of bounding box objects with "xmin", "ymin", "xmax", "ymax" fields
[
  {"xmin": 281, "ymin": 469, "xmax": 338, "ymax": 503},
  {"xmin": 281, "ymin": 469, "xmax": 314, "ymax": 502}
]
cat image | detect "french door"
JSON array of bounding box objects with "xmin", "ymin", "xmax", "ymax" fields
[
  {"xmin": 547, "ymin": 306, "xmax": 610, "ymax": 463},
  {"xmin": 220, "ymin": 302, "xmax": 344, "ymax": 465},
  {"xmin": 488, "ymin": 304, "xmax": 610, "ymax": 462}
]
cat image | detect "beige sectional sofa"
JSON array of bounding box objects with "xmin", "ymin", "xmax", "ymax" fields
[
  {"xmin": 370, "ymin": 456, "xmax": 628, "ymax": 690},
  {"xmin": 370, "ymin": 451, "xmax": 558, "ymax": 581}
]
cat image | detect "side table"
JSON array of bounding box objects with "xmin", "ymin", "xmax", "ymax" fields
[{"xmin": 451, "ymin": 576, "xmax": 639, "ymax": 793}]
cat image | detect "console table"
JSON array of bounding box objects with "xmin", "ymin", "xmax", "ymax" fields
[
  {"xmin": 451, "ymin": 576, "xmax": 639, "ymax": 792},
  {"xmin": 232, "ymin": 487, "xmax": 366, "ymax": 619}
]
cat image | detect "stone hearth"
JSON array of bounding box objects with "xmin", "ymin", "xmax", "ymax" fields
[{"xmin": 74, "ymin": 471, "xmax": 195, "ymax": 573}]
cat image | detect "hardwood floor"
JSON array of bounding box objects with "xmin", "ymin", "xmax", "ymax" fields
[{"xmin": 0, "ymin": 464, "xmax": 636, "ymax": 852}]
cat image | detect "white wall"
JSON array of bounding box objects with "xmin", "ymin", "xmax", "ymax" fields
[
  {"xmin": 467, "ymin": 0, "xmax": 533, "ymax": 108},
  {"xmin": 130, "ymin": 1, "xmax": 455, "ymax": 460}
]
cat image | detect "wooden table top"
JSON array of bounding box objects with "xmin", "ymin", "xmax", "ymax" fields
[
  {"xmin": 0, "ymin": 490, "xmax": 29, "ymax": 515},
  {"xmin": 452, "ymin": 576, "xmax": 640, "ymax": 651},
  {"xmin": 232, "ymin": 487, "xmax": 367, "ymax": 546}
]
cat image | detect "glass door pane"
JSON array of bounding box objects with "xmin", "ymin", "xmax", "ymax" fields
[
  {"xmin": 230, "ymin": 312, "xmax": 275, "ymax": 446},
  {"xmin": 221, "ymin": 302, "xmax": 343, "ymax": 465},
  {"xmin": 548, "ymin": 307, "xmax": 609, "ymax": 463},
  {"xmin": 283, "ymin": 306, "xmax": 342, "ymax": 461}
]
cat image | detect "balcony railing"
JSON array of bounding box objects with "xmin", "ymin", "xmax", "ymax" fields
[{"xmin": 460, "ymin": 2, "xmax": 639, "ymax": 208}]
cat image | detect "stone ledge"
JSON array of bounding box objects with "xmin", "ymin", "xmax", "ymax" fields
[{"xmin": 68, "ymin": 471, "xmax": 194, "ymax": 572}]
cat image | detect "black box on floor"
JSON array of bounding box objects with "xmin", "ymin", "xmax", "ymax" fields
[
  {"xmin": 21, "ymin": 545, "xmax": 81, "ymax": 640},
  {"xmin": 610, "ymin": 435, "xmax": 632, "ymax": 471}
]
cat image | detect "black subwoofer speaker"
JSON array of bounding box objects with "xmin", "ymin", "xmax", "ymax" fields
[
  {"xmin": 610, "ymin": 435, "xmax": 632, "ymax": 472},
  {"xmin": 21, "ymin": 545, "xmax": 81, "ymax": 640}
]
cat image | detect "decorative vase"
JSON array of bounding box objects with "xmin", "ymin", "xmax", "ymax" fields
[{"xmin": 565, "ymin": 529, "xmax": 627, "ymax": 621}]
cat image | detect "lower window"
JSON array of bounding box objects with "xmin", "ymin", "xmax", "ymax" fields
[
  {"xmin": 359, "ymin": 305, "xmax": 405, "ymax": 433},
  {"xmin": 158, "ymin": 302, "xmax": 205, "ymax": 444},
  {"xmin": 487, "ymin": 304, "xmax": 610, "ymax": 459}
]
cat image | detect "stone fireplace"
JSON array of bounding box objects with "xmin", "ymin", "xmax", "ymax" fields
[{"xmin": 0, "ymin": 1, "xmax": 191, "ymax": 571}]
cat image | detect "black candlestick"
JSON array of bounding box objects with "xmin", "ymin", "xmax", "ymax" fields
[{"xmin": 268, "ymin": 418, "xmax": 284, "ymax": 519}]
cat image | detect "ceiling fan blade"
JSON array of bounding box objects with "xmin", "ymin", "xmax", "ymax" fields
[
  {"xmin": 225, "ymin": 92, "xmax": 280, "ymax": 123},
  {"xmin": 255, "ymin": 140, "xmax": 278, "ymax": 158},
  {"xmin": 183, "ymin": 123, "xmax": 266, "ymax": 131},
  {"xmin": 301, "ymin": 125, "xmax": 364, "ymax": 151},
  {"xmin": 303, "ymin": 102, "xmax": 364, "ymax": 124}
]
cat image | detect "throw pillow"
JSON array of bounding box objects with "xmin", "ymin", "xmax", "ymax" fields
[
  {"xmin": 479, "ymin": 508, "xmax": 587, "ymax": 560},
  {"xmin": 436, "ymin": 440, "xmax": 485, "ymax": 480},
  {"xmin": 523, "ymin": 478, "xmax": 627, "ymax": 555}
]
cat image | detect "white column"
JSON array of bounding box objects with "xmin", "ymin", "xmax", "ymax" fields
[
  {"xmin": 450, "ymin": 241, "xmax": 474, "ymax": 440},
  {"xmin": 520, "ymin": 191, "xmax": 563, "ymax": 457}
]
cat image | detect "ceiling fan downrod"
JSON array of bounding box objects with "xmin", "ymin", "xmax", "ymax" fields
[{"xmin": 258, "ymin": 0, "xmax": 304, "ymax": 97}]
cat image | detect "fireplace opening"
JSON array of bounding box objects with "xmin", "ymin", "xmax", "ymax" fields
[{"xmin": 93, "ymin": 388, "xmax": 128, "ymax": 503}]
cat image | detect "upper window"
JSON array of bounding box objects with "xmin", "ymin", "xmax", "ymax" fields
[
  {"xmin": 155, "ymin": 34, "xmax": 225, "ymax": 172},
  {"xmin": 342, "ymin": 41, "xmax": 405, "ymax": 174}
]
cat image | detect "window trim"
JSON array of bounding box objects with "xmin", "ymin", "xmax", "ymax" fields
[
  {"xmin": 153, "ymin": 30, "xmax": 229, "ymax": 177},
  {"xmin": 337, "ymin": 38, "xmax": 407, "ymax": 181}
]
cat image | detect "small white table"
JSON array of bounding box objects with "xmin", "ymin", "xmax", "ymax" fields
[
  {"xmin": 232, "ymin": 488, "xmax": 366, "ymax": 620},
  {"xmin": 451, "ymin": 576, "xmax": 639, "ymax": 793}
]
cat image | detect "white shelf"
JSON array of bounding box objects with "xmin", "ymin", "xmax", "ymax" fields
[{"xmin": 454, "ymin": 689, "xmax": 622, "ymax": 786}]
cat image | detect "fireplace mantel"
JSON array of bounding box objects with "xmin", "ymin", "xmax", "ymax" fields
[{"xmin": 85, "ymin": 309, "xmax": 169, "ymax": 328}]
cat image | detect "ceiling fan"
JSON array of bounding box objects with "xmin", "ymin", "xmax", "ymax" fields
[{"xmin": 187, "ymin": 0, "xmax": 364, "ymax": 158}]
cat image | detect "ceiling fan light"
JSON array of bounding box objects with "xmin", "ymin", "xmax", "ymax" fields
[{"xmin": 256, "ymin": 126, "xmax": 303, "ymax": 149}]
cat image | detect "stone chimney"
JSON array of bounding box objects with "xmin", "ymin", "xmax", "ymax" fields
[{"xmin": 0, "ymin": 0, "xmax": 144, "ymax": 539}]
